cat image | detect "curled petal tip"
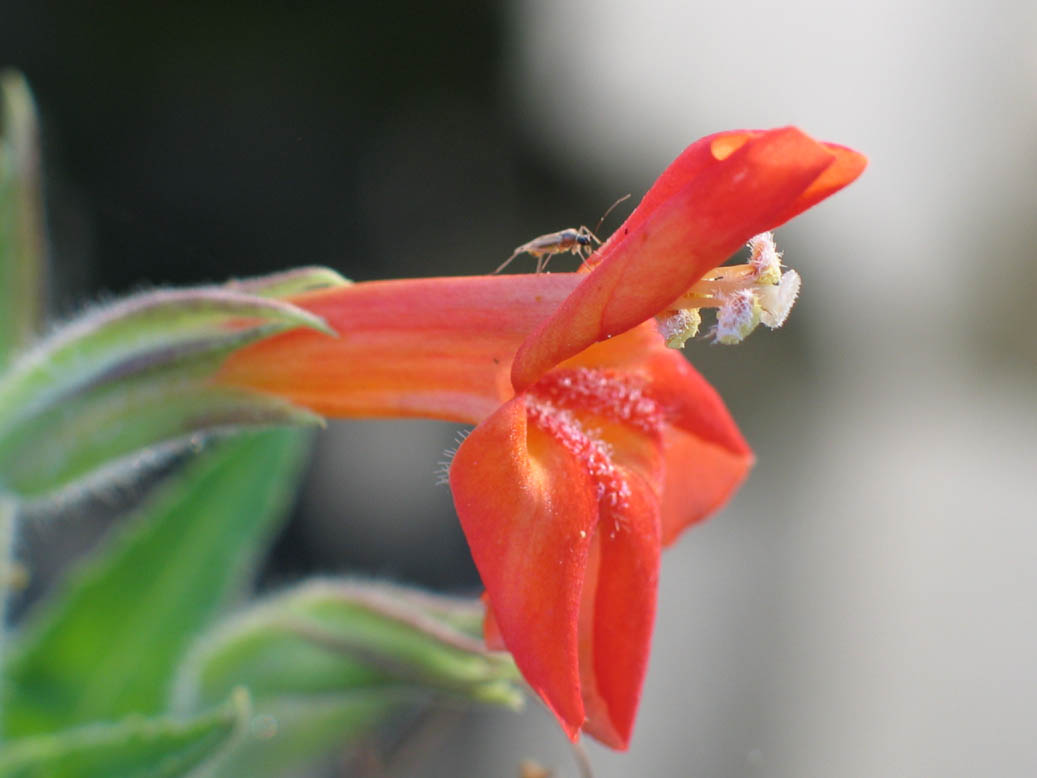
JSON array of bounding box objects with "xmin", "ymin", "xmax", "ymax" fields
[{"xmin": 511, "ymin": 127, "xmax": 867, "ymax": 390}]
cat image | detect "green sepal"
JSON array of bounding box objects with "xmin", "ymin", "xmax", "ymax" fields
[
  {"xmin": 0, "ymin": 286, "xmax": 334, "ymax": 429},
  {"xmin": 174, "ymin": 580, "xmax": 522, "ymax": 713},
  {"xmin": 0, "ymin": 281, "xmax": 337, "ymax": 498}
]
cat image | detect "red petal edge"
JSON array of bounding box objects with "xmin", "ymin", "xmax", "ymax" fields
[{"xmin": 449, "ymin": 396, "xmax": 597, "ymax": 738}]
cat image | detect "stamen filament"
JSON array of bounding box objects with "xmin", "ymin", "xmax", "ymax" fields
[
  {"xmin": 654, "ymin": 232, "xmax": 800, "ymax": 348},
  {"xmin": 673, "ymin": 263, "xmax": 760, "ymax": 307}
]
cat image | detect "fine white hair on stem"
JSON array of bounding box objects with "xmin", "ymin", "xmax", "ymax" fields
[{"xmin": 434, "ymin": 427, "xmax": 472, "ymax": 486}]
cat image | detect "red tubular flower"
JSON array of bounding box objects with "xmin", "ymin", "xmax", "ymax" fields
[
  {"xmin": 217, "ymin": 274, "xmax": 581, "ymax": 424},
  {"xmin": 216, "ymin": 126, "xmax": 866, "ymax": 749}
]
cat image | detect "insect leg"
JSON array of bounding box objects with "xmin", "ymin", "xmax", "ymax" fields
[
  {"xmin": 574, "ymin": 243, "xmax": 594, "ymax": 270},
  {"xmin": 494, "ymin": 248, "xmax": 524, "ymax": 274},
  {"xmin": 578, "ymin": 225, "xmax": 602, "ymax": 245}
]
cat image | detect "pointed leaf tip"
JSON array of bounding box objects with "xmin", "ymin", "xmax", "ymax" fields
[{"xmin": 225, "ymin": 266, "xmax": 352, "ymax": 299}]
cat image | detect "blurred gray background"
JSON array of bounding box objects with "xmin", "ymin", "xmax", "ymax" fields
[{"xmin": 3, "ymin": 0, "xmax": 1037, "ymax": 775}]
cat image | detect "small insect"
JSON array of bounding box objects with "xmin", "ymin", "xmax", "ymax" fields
[
  {"xmin": 495, "ymin": 194, "xmax": 631, "ymax": 274},
  {"xmin": 495, "ymin": 226, "xmax": 598, "ymax": 274}
]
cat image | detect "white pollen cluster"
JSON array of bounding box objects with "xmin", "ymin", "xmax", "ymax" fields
[
  {"xmin": 748, "ymin": 232, "xmax": 783, "ymax": 285},
  {"xmin": 658, "ymin": 308, "xmax": 701, "ymax": 349},
  {"xmin": 714, "ymin": 289, "xmax": 761, "ymax": 344}
]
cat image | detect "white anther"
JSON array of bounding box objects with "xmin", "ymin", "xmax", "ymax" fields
[
  {"xmin": 748, "ymin": 232, "xmax": 783, "ymax": 285},
  {"xmin": 658, "ymin": 308, "xmax": 702, "ymax": 349},
  {"xmin": 758, "ymin": 269, "xmax": 801, "ymax": 328},
  {"xmin": 714, "ymin": 289, "xmax": 761, "ymax": 345}
]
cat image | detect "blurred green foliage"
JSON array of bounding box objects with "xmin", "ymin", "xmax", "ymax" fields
[
  {"xmin": 0, "ymin": 692, "xmax": 247, "ymax": 778},
  {"xmin": 175, "ymin": 582, "xmax": 520, "ymax": 777},
  {"xmin": 0, "ymin": 70, "xmax": 45, "ymax": 372},
  {"xmin": 3, "ymin": 430, "xmax": 311, "ymax": 735}
]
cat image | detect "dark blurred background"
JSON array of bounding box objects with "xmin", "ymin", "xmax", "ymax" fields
[{"xmin": 4, "ymin": 1, "xmax": 1037, "ymax": 776}]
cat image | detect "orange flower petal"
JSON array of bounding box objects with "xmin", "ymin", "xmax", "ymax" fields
[
  {"xmin": 529, "ymin": 325, "xmax": 754, "ymax": 550},
  {"xmin": 512, "ymin": 127, "xmax": 867, "ymax": 391},
  {"xmin": 449, "ymin": 395, "xmax": 597, "ymax": 738},
  {"xmin": 635, "ymin": 348, "xmax": 754, "ymax": 545},
  {"xmin": 578, "ymin": 491, "xmax": 661, "ymax": 749},
  {"xmin": 557, "ymin": 323, "xmax": 752, "ymax": 457},
  {"xmin": 658, "ymin": 425, "xmax": 752, "ymax": 547}
]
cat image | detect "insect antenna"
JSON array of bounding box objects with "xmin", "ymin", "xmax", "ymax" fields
[
  {"xmin": 575, "ymin": 193, "xmax": 633, "ymax": 268},
  {"xmin": 593, "ymin": 192, "xmax": 632, "ymax": 237}
]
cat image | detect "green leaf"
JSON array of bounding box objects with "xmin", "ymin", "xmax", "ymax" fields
[
  {"xmin": 174, "ymin": 581, "xmax": 522, "ymax": 778},
  {"xmin": 0, "ymin": 71, "xmax": 46, "ymax": 371},
  {"xmin": 2, "ymin": 430, "xmax": 310, "ymax": 735},
  {"xmin": 0, "ymin": 691, "xmax": 248, "ymax": 778}
]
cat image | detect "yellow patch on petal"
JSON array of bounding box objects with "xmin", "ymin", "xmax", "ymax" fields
[{"xmin": 710, "ymin": 132, "xmax": 752, "ymax": 161}]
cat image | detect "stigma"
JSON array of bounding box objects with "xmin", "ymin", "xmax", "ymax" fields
[{"xmin": 656, "ymin": 232, "xmax": 801, "ymax": 347}]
